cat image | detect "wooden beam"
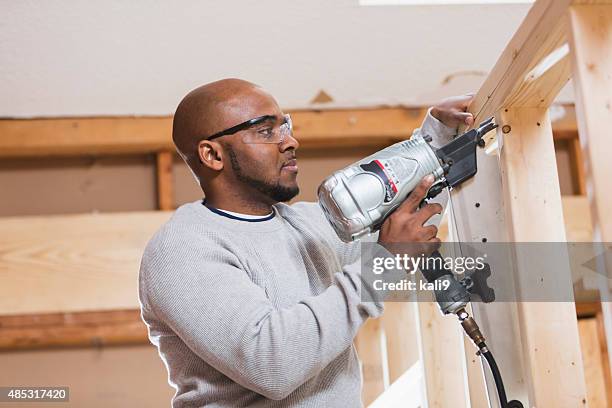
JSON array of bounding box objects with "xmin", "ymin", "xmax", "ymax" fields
[
  {"xmin": 568, "ymin": 138, "xmax": 587, "ymax": 195},
  {"xmin": 156, "ymin": 150, "xmax": 175, "ymax": 210},
  {"xmin": 416, "ymin": 298, "xmax": 469, "ymax": 408},
  {"xmin": 354, "ymin": 318, "xmax": 386, "ymax": 406},
  {"xmin": 448, "ymin": 142, "xmax": 531, "ymax": 406},
  {"xmin": 578, "ymin": 312, "xmax": 612, "ymax": 408},
  {"xmin": 568, "ymin": 4, "xmax": 612, "ymax": 245},
  {"xmin": 568, "ymin": 4, "xmax": 612, "ymax": 401},
  {"xmin": 498, "ymin": 107, "xmax": 587, "ymax": 407},
  {"xmin": 0, "ymin": 105, "xmax": 580, "ymax": 158},
  {"xmin": 0, "ymin": 108, "xmax": 427, "ymax": 158},
  {"xmin": 0, "ymin": 116, "xmax": 174, "ymax": 157},
  {"xmin": 469, "ymin": 0, "xmax": 573, "ymax": 144},
  {"xmin": 380, "ymin": 302, "xmax": 420, "ymax": 384},
  {"xmin": 0, "ymin": 309, "xmax": 148, "ymax": 350}
]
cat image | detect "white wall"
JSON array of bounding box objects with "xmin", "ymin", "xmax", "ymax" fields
[{"xmin": 0, "ymin": 0, "xmax": 572, "ymax": 118}]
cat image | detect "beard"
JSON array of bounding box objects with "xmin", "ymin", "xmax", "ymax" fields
[{"xmin": 226, "ymin": 147, "xmax": 299, "ymax": 203}]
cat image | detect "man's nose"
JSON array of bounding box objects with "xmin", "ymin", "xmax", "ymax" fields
[{"xmin": 279, "ymin": 133, "xmax": 299, "ymax": 152}]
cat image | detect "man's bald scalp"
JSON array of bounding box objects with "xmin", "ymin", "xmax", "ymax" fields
[{"xmin": 172, "ymin": 78, "xmax": 260, "ymax": 175}]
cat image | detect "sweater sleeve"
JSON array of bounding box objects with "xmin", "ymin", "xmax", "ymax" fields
[
  {"xmin": 140, "ymin": 231, "xmax": 384, "ymax": 401},
  {"xmin": 413, "ymin": 107, "xmax": 457, "ymax": 148}
]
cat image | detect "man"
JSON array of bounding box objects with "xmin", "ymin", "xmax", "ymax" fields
[{"xmin": 139, "ymin": 78, "xmax": 474, "ymax": 407}]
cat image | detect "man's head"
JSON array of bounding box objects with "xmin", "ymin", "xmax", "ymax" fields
[{"xmin": 172, "ymin": 79, "xmax": 300, "ymax": 205}]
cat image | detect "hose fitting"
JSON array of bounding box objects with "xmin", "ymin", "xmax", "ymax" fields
[{"xmin": 456, "ymin": 308, "xmax": 485, "ymax": 346}]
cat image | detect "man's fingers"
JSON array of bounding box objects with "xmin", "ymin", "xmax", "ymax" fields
[
  {"xmin": 422, "ymin": 225, "xmax": 438, "ymax": 240},
  {"xmin": 455, "ymin": 112, "xmax": 474, "ymax": 126},
  {"xmin": 415, "ymin": 202, "xmax": 443, "ymax": 225},
  {"xmin": 401, "ymin": 175, "xmax": 434, "ymax": 213}
]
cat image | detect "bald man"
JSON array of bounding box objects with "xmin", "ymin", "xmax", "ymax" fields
[{"xmin": 139, "ymin": 79, "xmax": 474, "ymax": 407}]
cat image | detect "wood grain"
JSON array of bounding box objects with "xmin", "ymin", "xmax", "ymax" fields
[{"xmin": 0, "ymin": 211, "xmax": 172, "ymax": 315}]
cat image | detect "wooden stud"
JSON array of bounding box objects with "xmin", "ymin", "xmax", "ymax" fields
[
  {"xmin": 578, "ymin": 314, "xmax": 612, "ymax": 407},
  {"xmin": 498, "ymin": 107, "xmax": 587, "ymax": 407},
  {"xmin": 354, "ymin": 318, "xmax": 386, "ymax": 406},
  {"xmin": 567, "ymin": 137, "xmax": 587, "ymax": 195},
  {"xmin": 416, "ymin": 298, "xmax": 469, "ymax": 408},
  {"xmin": 469, "ymin": 0, "xmax": 573, "ymax": 128},
  {"xmin": 156, "ymin": 150, "xmax": 175, "ymax": 210},
  {"xmin": 568, "ymin": 4, "xmax": 612, "ymax": 405},
  {"xmin": 380, "ymin": 302, "xmax": 420, "ymax": 384}
]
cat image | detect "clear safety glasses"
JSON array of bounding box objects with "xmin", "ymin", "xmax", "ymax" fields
[{"xmin": 204, "ymin": 114, "xmax": 293, "ymax": 144}]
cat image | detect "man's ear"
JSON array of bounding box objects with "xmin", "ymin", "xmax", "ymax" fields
[{"xmin": 198, "ymin": 141, "xmax": 224, "ymax": 171}]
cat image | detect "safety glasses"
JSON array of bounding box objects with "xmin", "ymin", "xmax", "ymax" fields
[{"xmin": 204, "ymin": 114, "xmax": 293, "ymax": 144}]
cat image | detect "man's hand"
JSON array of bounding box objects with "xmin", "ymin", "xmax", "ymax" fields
[
  {"xmin": 378, "ymin": 175, "xmax": 443, "ymax": 258},
  {"xmin": 431, "ymin": 94, "xmax": 475, "ymax": 129}
]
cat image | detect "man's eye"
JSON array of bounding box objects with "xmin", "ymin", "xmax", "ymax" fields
[{"xmin": 258, "ymin": 128, "xmax": 274, "ymax": 137}]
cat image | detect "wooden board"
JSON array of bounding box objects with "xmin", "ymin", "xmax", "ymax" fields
[
  {"xmin": 355, "ymin": 318, "xmax": 386, "ymax": 406},
  {"xmin": 469, "ymin": 0, "xmax": 573, "ymax": 131},
  {"xmin": 579, "ymin": 317, "xmax": 610, "ymax": 407},
  {"xmin": 0, "ymin": 310, "xmax": 147, "ymax": 350},
  {"xmin": 156, "ymin": 150, "xmax": 175, "ymax": 210},
  {"xmin": 0, "ymin": 108, "xmax": 426, "ymax": 157},
  {"xmin": 497, "ymin": 107, "xmax": 587, "ymax": 407},
  {"xmin": 0, "ymin": 211, "xmax": 172, "ymax": 315},
  {"xmin": 0, "ymin": 106, "xmax": 578, "ymax": 158},
  {"xmin": 568, "ymin": 4, "xmax": 612, "ymax": 405}
]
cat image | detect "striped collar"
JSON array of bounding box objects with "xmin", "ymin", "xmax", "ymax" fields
[{"xmin": 201, "ymin": 199, "xmax": 275, "ymax": 222}]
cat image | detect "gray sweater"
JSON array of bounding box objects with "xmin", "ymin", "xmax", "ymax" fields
[{"xmin": 138, "ymin": 112, "xmax": 454, "ymax": 407}]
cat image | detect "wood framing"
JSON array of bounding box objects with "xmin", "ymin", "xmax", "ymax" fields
[
  {"xmin": 354, "ymin": 318, "xmax": 386, "ymax": 406},
  {"xmin": 444, "ymin": 0, "xmax": 612, "ymax": 406},
  {"xmin": 0, "ymin": 105, "xmax": 578, "ymax": 158},
  {"xmin": 568, "ymin": 3, "xmax": 612, "ymax": 406},
  {"xmin": 0, "ymin": 310, "xmax": 148, "ymax": 350},
  {"xmin": 0, "ymin": 211, "xmax": 172, "ymax": 315},
  {"xmin": 469, "ymin": 0, "xmax": 573, "ymax": 127},
  {"xmin": 496, "ymin": 108, "xmax": 586, "ymax": 406},
  {"xmin": 156, "ymin": 150, "xmax": 175, "ymax": 210},
  {"xmin": 0, "ymin": 108, "xmax": 427, "ymax": 157}
]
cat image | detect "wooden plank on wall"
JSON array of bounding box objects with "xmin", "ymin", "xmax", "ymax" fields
[
  {"xmin": 0, "ymin": 105, "xmax": 579, "ymax": 158},
  {"xmin": 0, "ymin": 211, "xmax": 172, "ymax": 315},
  {"xmin": 0, "ymin": 117, "xmax": 174, "ymax": 157},
  {"xmin": 0, "ymin": 310, "xmax": 148, "ymax": 350},
  {"xmin": 0, "ymin": 108, "xmax": 426, "ymax": 157}
]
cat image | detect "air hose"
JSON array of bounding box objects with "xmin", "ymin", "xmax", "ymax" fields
[{"xmin": 457, "ymin": 309, "xmax": 524, "ymax": 408}]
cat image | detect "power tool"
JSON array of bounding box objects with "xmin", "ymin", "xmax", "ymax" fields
[{"xmin": 317, "ymin": 118, "xmax": 524, "ymax": 408}]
